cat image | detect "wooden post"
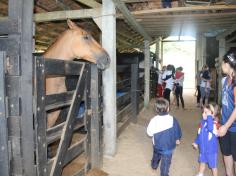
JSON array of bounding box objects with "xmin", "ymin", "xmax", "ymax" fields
[
  {"xmin": 20, "ymin": 1, "xmax": 35, "ymax": 175},
  {"xmin": 161, "ymin": 39, "xmax": 164, "ymax": 67},
  {"xmin": 90, "ymin": 64, "xmax": 103, "ymax": 168},
  {"xmin": 217, "ymin": 38, "xmax": 226, "ymax": 104},
  {"xmin": 102, "ymin": 0, "xmax": 117, "ymax": 156},
  {"xmin": 196, "ymin": 34, "xmax": 202, "ymax": 69},
  {"xmin": 144, "ymin": 40, "xmax": 150, "ymax": 107},
  {"xmin": 6, "ymin": 0, "xmax": 35, "ymax": 175},
  {"xmin": 131, "ymin": 59, "xmax": 139, "ymax": 122},
  {"xmin": 0, "ymin": 52, "xmax": 9, "ymax": 176},
  {"xmin": 202, "ymin": 35, "xmax": 207, "ymax": 65},
  {"xmin": 155, "ymin": 38, "xmax": 160, "ymax": 69}
]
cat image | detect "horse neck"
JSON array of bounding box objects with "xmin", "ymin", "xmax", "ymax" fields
[{"xmin": 43, "ymin": 31, "xmax": 74, "ymax": 61}]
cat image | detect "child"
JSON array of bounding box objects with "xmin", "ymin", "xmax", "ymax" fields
[
  {"xmin": 200, "ymin": 65, "xmax": 211, "ymax": 107},
  {"xmin": 147, "ymin": 98, "xmax": 182, "ymax": 176},
  {"xmin": 192, "ymin": 104, "xmax": 219, "ymax": 176}
]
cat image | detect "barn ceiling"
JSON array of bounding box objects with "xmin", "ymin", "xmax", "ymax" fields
[{"xmin": 0, "ymin": 0, "xmax": 236, "ymax": 53}]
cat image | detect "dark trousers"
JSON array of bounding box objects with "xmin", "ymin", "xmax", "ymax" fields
[
  {"xmin": 163, "ymin": 88, "xmax": 171, "ymax": 103},
  {"xmin": 197, "ymin": 85, "xmax": 205, "ymax": 104},
  {"xmin": 197, "ymin": 85, "xmax": 201, "ymax": 104},
  {"xmin": 175, "ymin": 85, "xmax": 184, "ymax": 108},
  {"xmin": 162, "ymin": 0, "xmax": 172, "ymax": 8},
  {"xmin": 151, "ymin": 148, "xmax": 172, "ymax": 176}
]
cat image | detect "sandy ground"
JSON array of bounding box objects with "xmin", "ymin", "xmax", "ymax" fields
[{"xmin": 103, "ymin": 89, "xmax": 225, "ymax": 176}]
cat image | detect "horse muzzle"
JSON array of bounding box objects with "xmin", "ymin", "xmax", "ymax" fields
[{"xmin": 96, "ymin": 52, "xmax": 110, "ymax": 70}]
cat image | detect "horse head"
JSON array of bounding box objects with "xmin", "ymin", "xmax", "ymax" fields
[{"xmin": 67, "ymin": 19, "xmax": 110, "ymax": 70}]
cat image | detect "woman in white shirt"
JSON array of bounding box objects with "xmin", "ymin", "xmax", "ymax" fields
[{"xmin": 162, "ymin": 65, "xmax": 175, "ymax": 103}]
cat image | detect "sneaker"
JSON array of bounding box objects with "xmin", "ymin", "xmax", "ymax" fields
[{"xmin": 195, "ymin": 174, "xmax": 204, "ymax": 176}]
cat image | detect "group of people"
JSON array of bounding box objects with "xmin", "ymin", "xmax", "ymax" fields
[
  {"xmin": 148, "ymin": 50, "xmax": 236, "ymax": 176},
  {"xmin": 157, "ymin": 64, "xmax": 185, "ymax": 109}
]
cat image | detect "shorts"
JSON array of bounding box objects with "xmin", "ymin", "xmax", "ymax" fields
[
  {"xmin": 198, "ymin": 153, "xmax": 217, "ymax": 169},
  {"xmin": 219, "ymin": 131, "xmax": 236, "ymax": 161},
  {"xmin": 200, "ymin": 87, "xmax": 210, "ymax": 99}
]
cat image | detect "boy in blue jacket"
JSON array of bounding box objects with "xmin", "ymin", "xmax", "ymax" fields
[
  {"xmin": 192, "ymin": 104, "xmax": 219, "ymax": 176},
  {"xmin": 147, "ymin": 98, "xmax": 182, "ymax": 176}
]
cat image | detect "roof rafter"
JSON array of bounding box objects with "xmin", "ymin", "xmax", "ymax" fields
[
  {"xmin": 112, "ymin": 0, "xmax": 152, "ymax": 41},
  {"xmin": 34, "ymin": 8, "xmax": 101, "ymax": 22},
  {"xmin": 73, "ymin": 0, "xmax": 102, "ymax": 8}
]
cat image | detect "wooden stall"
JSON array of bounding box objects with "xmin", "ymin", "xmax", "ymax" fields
[
  {"xmin": 0, "ymin": 1, "xmax": 103, "ymax": 175},
  {"xmin": 116, "ymin": 53, "xmax": 144, "ymax": 136}
]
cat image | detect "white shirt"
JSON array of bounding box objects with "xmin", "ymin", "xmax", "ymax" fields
[
  {"xmin": 162, "ymin": 70, "xmax": 174, "ymax": 90},
  {"xmin": 147, "ymin": 114, "xmax": 174, "ymax": 145}
]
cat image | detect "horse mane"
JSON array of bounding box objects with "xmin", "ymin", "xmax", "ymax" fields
[{"xmin": 44, "ymin": 29, "xmax": 71, "ymax": 55}]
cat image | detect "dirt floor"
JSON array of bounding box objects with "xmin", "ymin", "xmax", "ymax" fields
[{"xmin": 103, "ymin": 89, "xmax": 225, "ymax": 176}]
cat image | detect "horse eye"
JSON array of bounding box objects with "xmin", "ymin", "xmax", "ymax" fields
[{"xmin": 83, "ymin": 35, "xmax": 90, "ymax": 40}]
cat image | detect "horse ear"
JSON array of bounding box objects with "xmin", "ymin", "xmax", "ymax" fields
[{"xmin": 67, "ymin": 19, "xmax": 79, "ymax": 29}]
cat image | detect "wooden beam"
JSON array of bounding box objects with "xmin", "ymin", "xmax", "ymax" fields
[
  {"xmin": 112, "ymin": 0, "xmax": 152, "ymax": 41},
  {"xmin": 122, "ymin": 0, "xmax": 149, "ymax": 2},
  {"xmin": 217, "ymin": 24, "xmax": 236, "ymax": 39},
  {"xmin": 133, "ymin": 12, "xmax": 236, "ymax": 19},
  {"xmin": 34, "ymin": 8, "xmax": 101, "ymax": 22},
  {"xmin": 144, "ymin": 40, "xmax": 150, "ymax": 107},
  {"xmin": 228, "ymin": 42, "xmax": 236, "ymax": 47},
  {"xmin": 138, "ymin": 17, "xmax": 236, "ymax": 24},
  {"xmin": 227, "ymin": 35, "xmax": 236, "ymax": 43},
  {"xmin": 130, "ymin": 5, "xmax": 236, "ymax": 16},
  {"xmin": 74, "ymin": 0, "xmax": 101, "ymax": 8}
]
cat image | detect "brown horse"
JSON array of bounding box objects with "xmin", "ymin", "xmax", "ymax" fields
[{"xmin": 44, "ymin": 19, "xmax": 110, "ymax": 128}]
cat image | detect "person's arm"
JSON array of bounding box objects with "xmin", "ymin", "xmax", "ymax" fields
[
  {"xmin": 206, "ymin": 115, "xmax": 214, "ymax": 132},
  {"xmin": 192, "ymin": 132, "xmax": 199, "ymax": 149},
  {"xmin": 219, "ymin": 108, "xmax": 236, "ymax": 136},
  {"xmin": 178, "ymin": 74, "xmax": 184, "ymax": 84},
  {"xmin": 173, "ymin": 118, "xmax": 182, "ymax": 140},
  {"xmin": 162, "ymin": 74, "xmax": 172, "ymax": 81},
  {"xmin": 218, "ymin": 86, "xmax": 236, "ymax": 136}
]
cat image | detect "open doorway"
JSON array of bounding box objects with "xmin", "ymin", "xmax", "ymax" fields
[{"xmin": 162, "ymin": 36, "xmax": 196, "ymax": 90}]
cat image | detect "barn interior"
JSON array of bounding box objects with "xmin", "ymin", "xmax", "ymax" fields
[{"xmin": 1, "ymin": 0, "xmax": 236, "ymax": 176}]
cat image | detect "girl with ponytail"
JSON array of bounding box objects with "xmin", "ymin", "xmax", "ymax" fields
[{"xmin": 218, "ymin": 50, "xmax": 236, "ymax": 176}]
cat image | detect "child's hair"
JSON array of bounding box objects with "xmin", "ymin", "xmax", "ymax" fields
[
  {"xmin": 203, "ymin": 104, "xmax": 220, "ymax": 118},
  {"xmin": 176, "ymin": 66, "xmax": 183, "ymax": 71},
  {"xmin": 155, "ymin": 98, "xmax": 169, "ymax": 114},
  {"xmin": 202, "ymin": 64, "xmax": 209, "ymax": 70}
]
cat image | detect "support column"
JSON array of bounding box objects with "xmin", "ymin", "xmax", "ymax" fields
[
  {"xmin": 155, "ymin": 38, "xmax": 160, "ymax": 69},
  {"xmin": 102, "ymin": 0, "xmax": 117, "ymax": 156},
  {"xmin": 144, "ymin": 40, "xmax": 150, "ymax": 107},
  {"xmin": 196, "ymin": 34, "xmax": 206, "ymax": 69},
  {"xmin": 160, "ymin": 39, "xmax": 164, "ymax": 67},
  {"xmin": 217, "ymin": 38, "xmax": 226, "ymax": 104},
  {"xmin": 202, "ymin": 35, "xmax": 207, "ymax": 65}
]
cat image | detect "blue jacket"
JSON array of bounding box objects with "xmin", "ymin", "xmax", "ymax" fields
[
  {"xmin": 194, "ymin": 115, "xmax": 218, "ymax": 154},
  {"xmin": 147, "ymin": 113, "xmax": 182, "ymax": 154}
]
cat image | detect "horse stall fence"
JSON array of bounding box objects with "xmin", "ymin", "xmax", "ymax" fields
[
  {"xmin": 0, "ymin": 1, "xmax": 103, "ymax": 175},
  {"xmin": 35, "ymin": 57, "xmax": 103, "ymax": 176},
  {"xmin": 0, "ymin": 1, "xmax": 35, "ymax": 175},
  {"xmin": 35, "ymin": 57, "xmax": 89, "ymax": 176},
  {"xmin": 116, "ymin": 53, "xmax": 144, "ymax": 136},
  {"xmin": 150, "ymin": 68, "xmax": 158, "ymax": 98}
]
